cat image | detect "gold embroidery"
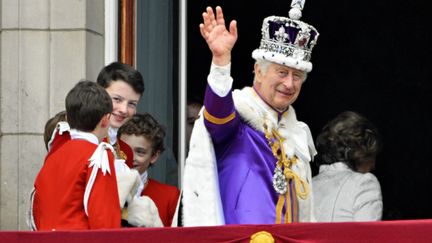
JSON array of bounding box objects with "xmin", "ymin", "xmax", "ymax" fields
[{"xmin": 204, "ymin": 108, "xmax": 236, "ymax": 125}]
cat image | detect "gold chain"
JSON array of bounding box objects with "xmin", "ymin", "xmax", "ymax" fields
[{"xmin": 106, "ymin": 136, "xmax": 127, "ymax": 161}]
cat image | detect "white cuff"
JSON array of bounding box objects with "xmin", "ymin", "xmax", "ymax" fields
[{"xmin": 207, "ymin": 62, "xmax": 233, "ymax": 97}]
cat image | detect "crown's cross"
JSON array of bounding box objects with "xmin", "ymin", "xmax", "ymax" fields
[{"xmin": 291, "ymin": 0, "xmax": 305, "ymax": 10}]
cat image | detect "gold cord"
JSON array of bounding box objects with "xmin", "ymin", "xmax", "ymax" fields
[{"xmin": 264, "ymin": 125, "xmax": 309, "ymax": 223}]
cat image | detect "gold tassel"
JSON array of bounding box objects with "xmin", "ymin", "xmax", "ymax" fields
[
  {"xmin": 292, "ymin": 182, "xmax": 299, "ymax": 222},
  {"xmin": 265, "ymin": 127, "xmax": 309, "ymax": 223}
]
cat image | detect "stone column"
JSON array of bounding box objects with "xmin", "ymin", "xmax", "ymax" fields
[{"xmin": 0, "ymin": 0, "xmax": 104, "ymax": 230}]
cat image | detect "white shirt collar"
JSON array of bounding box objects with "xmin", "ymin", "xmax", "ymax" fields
[
  {"xmin": 319, "ymin": 162, "xmax": 350, "ymax": 173},
  {"xmin": 69, "ymin": 129, "xmax": 99, "ymax": 145},
  {"xmin": 135, "ymin": 170, "xmax": 149, "ymax": 197},
  {"xmin": 108, "ymin": 126, "xmax": 118, "ymax": 145}
]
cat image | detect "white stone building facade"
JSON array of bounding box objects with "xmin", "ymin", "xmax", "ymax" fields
[{"xmin": 0, "ymin": 0, "xmax": 105, "ymax": 230}]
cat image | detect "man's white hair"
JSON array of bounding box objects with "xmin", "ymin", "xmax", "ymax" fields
[{"xmin": 253, "ymin": 59, "xmax": 307, "ymax": 84}]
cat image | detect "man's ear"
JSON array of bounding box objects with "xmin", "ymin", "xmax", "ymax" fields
[
  {"xmin": 101, "ymin": 113, "xmax": 111, "ymax": 128},
  {"xmin": 150, "ymin": 150, "xmax": 161, "ymax": 165},
  {"xmin": 254, "ymin": 63, "xmax": 262, "ymax": 83}
]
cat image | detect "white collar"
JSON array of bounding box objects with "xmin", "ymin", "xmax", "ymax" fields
[
  {"xmin": 135, "ymin": 170, "xmax": 149, "ymax": 197},
  {"xmin": 319, "ymin": 162, "xmax": 350, "ymax": 173},
  {"xmin": 233, "ymin": 87, "xmax": 302, "ymax": 159},
  {"xmin": 108, "ymin": 126, "xmax": 118, "ymax": 145},
  {"xmin": 233, "ymin": 87, "xmax": 295, "ymax": 133},
  {"xmin": 70, "ymin": 129, "xmax": 99, "ymax": 145}
]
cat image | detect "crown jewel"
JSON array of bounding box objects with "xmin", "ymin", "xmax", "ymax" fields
[{"xmin": 252, "ymin": 0, "xmax": 319, "ymax": 72}]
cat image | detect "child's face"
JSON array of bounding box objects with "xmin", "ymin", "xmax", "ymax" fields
[
  {"xmin": 105, "ymin": 80, "xmax": 141, "ymax": 129},
  {"xmin": 120, "ymin": 133, "xmax": 159, "ymax": 175}
]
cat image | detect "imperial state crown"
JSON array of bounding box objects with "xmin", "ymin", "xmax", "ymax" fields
[{"xmin": 252, "ymin": 0, "xmax": 319, "ymax": 72}]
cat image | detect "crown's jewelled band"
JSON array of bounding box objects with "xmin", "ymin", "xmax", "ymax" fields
[
  {"xmin": 253, "ymin": 1, "xmax": 318, "ymax": 72},
  {"xmin": 260, "ymin": 39, "xmax": 312, "ymax": 61}
]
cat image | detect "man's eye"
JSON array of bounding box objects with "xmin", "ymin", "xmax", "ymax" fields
[
  {"xmin": 136, "ymin": 150, "xmax": 146, "ymax": 156},
  {"xmin": 279, "ymin": 71, "xmax": 287, "ymax": 76}
]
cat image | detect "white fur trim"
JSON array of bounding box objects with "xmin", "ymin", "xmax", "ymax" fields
[
  {"xmin": 233, "ymin": 87, "xmax": 315, "ymax": 160},
  {"xmin": 128, "ymin": 195, "xmax": 163, "ymax": 227},
  {"xmin": 181, "ymin": 107, "xmax": 225, "ymax": 226},
  {"xmin": 252, "ymin": 49, "xmax": 312, "ymax": 72},
  {"xmin": 115, "ymin": 162, "xmax": 141, "ymax": 208}
]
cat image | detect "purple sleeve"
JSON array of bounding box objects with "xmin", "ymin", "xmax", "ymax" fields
[{"xmin": 203, "ymin": 84, "xmax": 239, "ymax": 144}]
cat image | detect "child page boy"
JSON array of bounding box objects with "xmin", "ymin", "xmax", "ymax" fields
[{"xmin": 32, "ymin": 80, "xmax": 121, "ymax": 230}]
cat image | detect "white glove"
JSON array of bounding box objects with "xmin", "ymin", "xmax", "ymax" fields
[
  {"xmin": 115, "ymin": 161, "xmax": 141, "ymax": 208},
  {"xmin": 127, "ymin": 195, "xmax": 163, "ymax": 227}
]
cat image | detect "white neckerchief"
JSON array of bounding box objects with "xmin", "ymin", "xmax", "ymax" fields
[
  {"xmin": 70, "ymin": 129, "xmax": 99, "ymax": 145},
  {"xmin": 135, "ymin": 170, "xmax": 149, "ymax": 197},
  {"xmin": 108, "ymin": 126, "xmax": 118, "ymax": 145}
]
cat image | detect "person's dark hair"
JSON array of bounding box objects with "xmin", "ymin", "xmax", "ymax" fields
[
  {"xmin": 187, "ymin": 94, "xmax": 203, "ymax": 107},
  {"xmin": 65, "ymin": 80, "xmax": 113, "ymax": 132},
  {"xmin": 43, "ymin": 110, "xmax": 66, "ymax": 150},
  {"xmin": 117, "ymin": 113, "xmax": 166, "ymax": 155},
  {"xmin": 315, "ymin": 111, "xmax": 382, "ymax": 171},
  {"xmin": 97, "ymin": 62, "xmax": 145, "ymax": 96}
]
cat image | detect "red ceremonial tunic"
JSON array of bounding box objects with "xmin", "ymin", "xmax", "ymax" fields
[
  {"xmin": 33, "ymin": 139, "xmax": 121, "ymax": 230},
  {"xmin": 141, "ymin": 179, "xmax": 180, "ymax": 227}
]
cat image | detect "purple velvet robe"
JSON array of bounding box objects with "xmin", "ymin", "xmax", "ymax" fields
[{"xmin": 204, "ymin": 85, "xmax": 295, "ymax": 224}]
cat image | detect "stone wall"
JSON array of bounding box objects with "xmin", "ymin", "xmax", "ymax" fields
[{"xmin": 0, "ymin": 0, "xmax": 104, "ymax": 230}]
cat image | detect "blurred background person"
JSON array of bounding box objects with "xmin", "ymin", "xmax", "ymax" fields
[
  {"xmin": 313, "ymin": 111, "xmax": 383, "ymax": 222},
  {"xmin": 186, "ymin": 96, "xmax": 203, "ymax": 153}
]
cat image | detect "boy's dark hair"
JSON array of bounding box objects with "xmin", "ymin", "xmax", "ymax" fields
[
  {"xmin": 43, "ymin": 110, "xmax": 67, "ymax": 150},
  {"xmin": 118, "ymin": 113, "xmax": 166, "ymax": 155},
  {"xmin": 97, "ymin": 62, "xmax": 145, "ymax": 96},
  {"xmin": 315, "ymin": 111, "xmax": 382, "ymax": 171},
  {"xmin": 65, "ymin": 80, "xmax": 113, "ymax": 132}
]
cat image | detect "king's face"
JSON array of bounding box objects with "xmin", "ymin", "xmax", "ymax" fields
[{"xmin": 255, "ymin": 62, "xmax": 304, "ymax": 112}]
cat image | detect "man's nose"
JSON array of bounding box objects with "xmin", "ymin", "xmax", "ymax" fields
[
  {"xmin": 282, "ymin": 73, "xmax": 294, "ymax": 88},
  {"xmin": 118, "ymin": 101, "xmax": 128, "ymax": 114}
]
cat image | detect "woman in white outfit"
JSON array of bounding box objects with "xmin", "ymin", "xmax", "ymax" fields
[{"xmin": 313, "ymin": 111, "xmax": 383, "ymax": 222}]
